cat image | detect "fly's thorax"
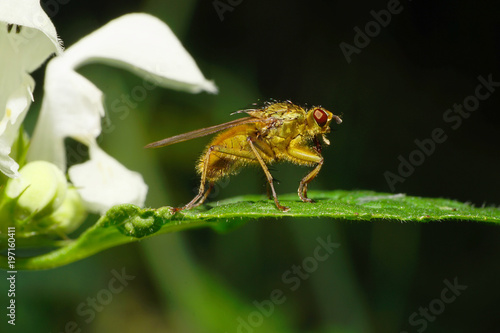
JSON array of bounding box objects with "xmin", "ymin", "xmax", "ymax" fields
[
  {"xmin": 271, "ymin": 118, "xmax": 299, "ymax": 137},
  {"xmin": 261, "ymin": 101, "xmax": 305, "ymax": 116},
  {"xmin": 249, "ymin": 101, "xmax": 307, "ymax": 122}
]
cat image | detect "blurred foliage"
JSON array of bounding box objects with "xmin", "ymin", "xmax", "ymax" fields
[{"xmin": 2, "ymin": 0, "xmax": 499, "ymax": 333}]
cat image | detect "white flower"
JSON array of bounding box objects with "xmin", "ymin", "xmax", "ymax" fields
[
  {"xmin": 28, "ymin": 13, "xmax": 217, "ymax": 214},
  {"xmin": 67, "ymin": 144, "xmax": 148, "ymax": 215},
  {"xmin": 0, "ymin": 0, "xmax": 63, "ymax": 178}
]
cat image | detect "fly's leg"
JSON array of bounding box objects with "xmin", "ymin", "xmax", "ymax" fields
[
  {"xmin": 193, "ymin": 183, "xmax": 214, "ymax": 208},
  {"xmin": 171, "ymin": 183, "xmax": 214, "ymax": 213},
  {"xmin": 172, "ymin": 143, "xmax": 264, "ymax": 213},
  {"xmin": 265, "ymin": 181, "xmax": 273, "ymax": 200},
  {"xmin": 286, "ymin": 146, "xmax": 324, "ymax": 203},
  {"xmin": 171, "ymin": 146, "xmax": 216, "ymax": 213},
  {"xmin": 298, "ymin": 158, "xmax": 323, "ymax": 203},
  {"xmin": 206, "ymin": 139, "xmax": 282, "ymax": 210},
  {"xmin": 247, "ymin": 137, "xmax": 290, "ymax": 212}
]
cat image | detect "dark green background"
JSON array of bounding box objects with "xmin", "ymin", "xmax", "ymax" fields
[{"xmin": 3, "ymin": 0, "xmax": 499, "ymax": 332}]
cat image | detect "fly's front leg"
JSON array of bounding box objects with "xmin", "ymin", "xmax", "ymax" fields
[
  {"xmin": 287, "ymin": 147, "xmax": 323, "ymax": 203},
  {"xmin": 298, "ymin": 159, "xmax": 323, "ymax": 202},
  {"xmin": 247, "ymin": 137, "xmax": 290, "ymax": 212}
]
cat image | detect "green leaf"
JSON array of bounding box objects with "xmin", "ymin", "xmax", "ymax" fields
[{"xmin": 1, "ymin": 190, "xmax": 498, "ymax": 270}]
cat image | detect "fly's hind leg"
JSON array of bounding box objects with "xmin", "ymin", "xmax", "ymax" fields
[
  {"xmin": 172, "ymin": 143, "xmax": 259, "ymax": 213},
  {"xmin": 171, "ymin": 182, "xmax": 214, "ymax": 213},
  {"xmin": 265, "ymin": 181, "xmax": 272, "ymax": 200},
  {"xmin": 170, "ymin": 146, "xmax": 216, "ymax": 213}
]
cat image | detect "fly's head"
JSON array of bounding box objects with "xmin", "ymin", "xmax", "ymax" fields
[{"xmin": 306, "ymin": 107, "xmax": 342, "ymax": 146}]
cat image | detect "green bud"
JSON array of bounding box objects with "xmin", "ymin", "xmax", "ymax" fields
[
  {"xmin": 7, "ymin": 161, "xmax": 67, "ymax": 219},
  {"xmin": 0, "ymin": 161, "xmax": 75, "ymax": 236},
  {"xmin": 38, "ymin": 187, "xmax": 88, "ymax": 235}
]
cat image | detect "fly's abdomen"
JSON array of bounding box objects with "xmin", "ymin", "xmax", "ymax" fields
[
  {"xmin": 205, "ymin": 153, "xmax": 239, "ymax": 181},
  {"xmin": 196, "ymin": 131, "xmax": 257, "ymax": 182}
]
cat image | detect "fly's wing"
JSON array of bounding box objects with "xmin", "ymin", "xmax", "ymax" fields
[{"xmin": 145, "ymin": 116, "xmax": 262, "ymax": 148}]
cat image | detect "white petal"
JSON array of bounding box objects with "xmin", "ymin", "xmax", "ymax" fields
[
  {"xmin": 0, "ymin": 74, "xmax": 34, "ymax": 147},
  {"xmin": 0, "ymin": 0, "xmax": 62, "ymax": 178},
  {"xmin": 0, "ymin": 144, "xmax": 19, "ymax": 178},
  {"xmin": 0, "ymin": 0, "xmax": 63, "ymax": 71},
  {"xmin": 62, "ymin": 13, "xmax": 217, "ymax": 94},
  {"xmin": 44, "ymin": 66, "xmax": 104, "ymax": 139},
  {"xmin": 28, "ymin": 64, "xmax": 104, "ymax": 170},
  {"xmin": 68, "ymin": 143, "xmax": 148, "ymax": 214},
  {"xmin": 0, "ymin": 74, "xmax": 34, "ymax": 177}
]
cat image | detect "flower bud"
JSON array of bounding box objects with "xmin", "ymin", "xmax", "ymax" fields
[
  {"xmin": 0, "ymin": 161, "xmax": 68, "ymax": 236},
  {"xmin": 38, "ymin": 187, "xmax": 88, "ymax": 235}
]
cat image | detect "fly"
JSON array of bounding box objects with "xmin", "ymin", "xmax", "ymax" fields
[{"xmin": 145, "ymin": 101, "xmax": 342, "ymax": 212}]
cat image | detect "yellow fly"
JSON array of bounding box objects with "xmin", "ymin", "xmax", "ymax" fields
[{"xmin": 146, "ymin": 101, "xmax": 342, "ymax": 212}]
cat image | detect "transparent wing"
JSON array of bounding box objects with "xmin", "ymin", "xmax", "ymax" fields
[{"xmin": 145, "ymin": 116, "xmax": 262, "ymax": 148}]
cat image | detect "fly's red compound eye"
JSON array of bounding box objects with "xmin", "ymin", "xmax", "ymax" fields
[{"xmin": 313, "ymin": 108, "xmax": 328, "ymax": 127}]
